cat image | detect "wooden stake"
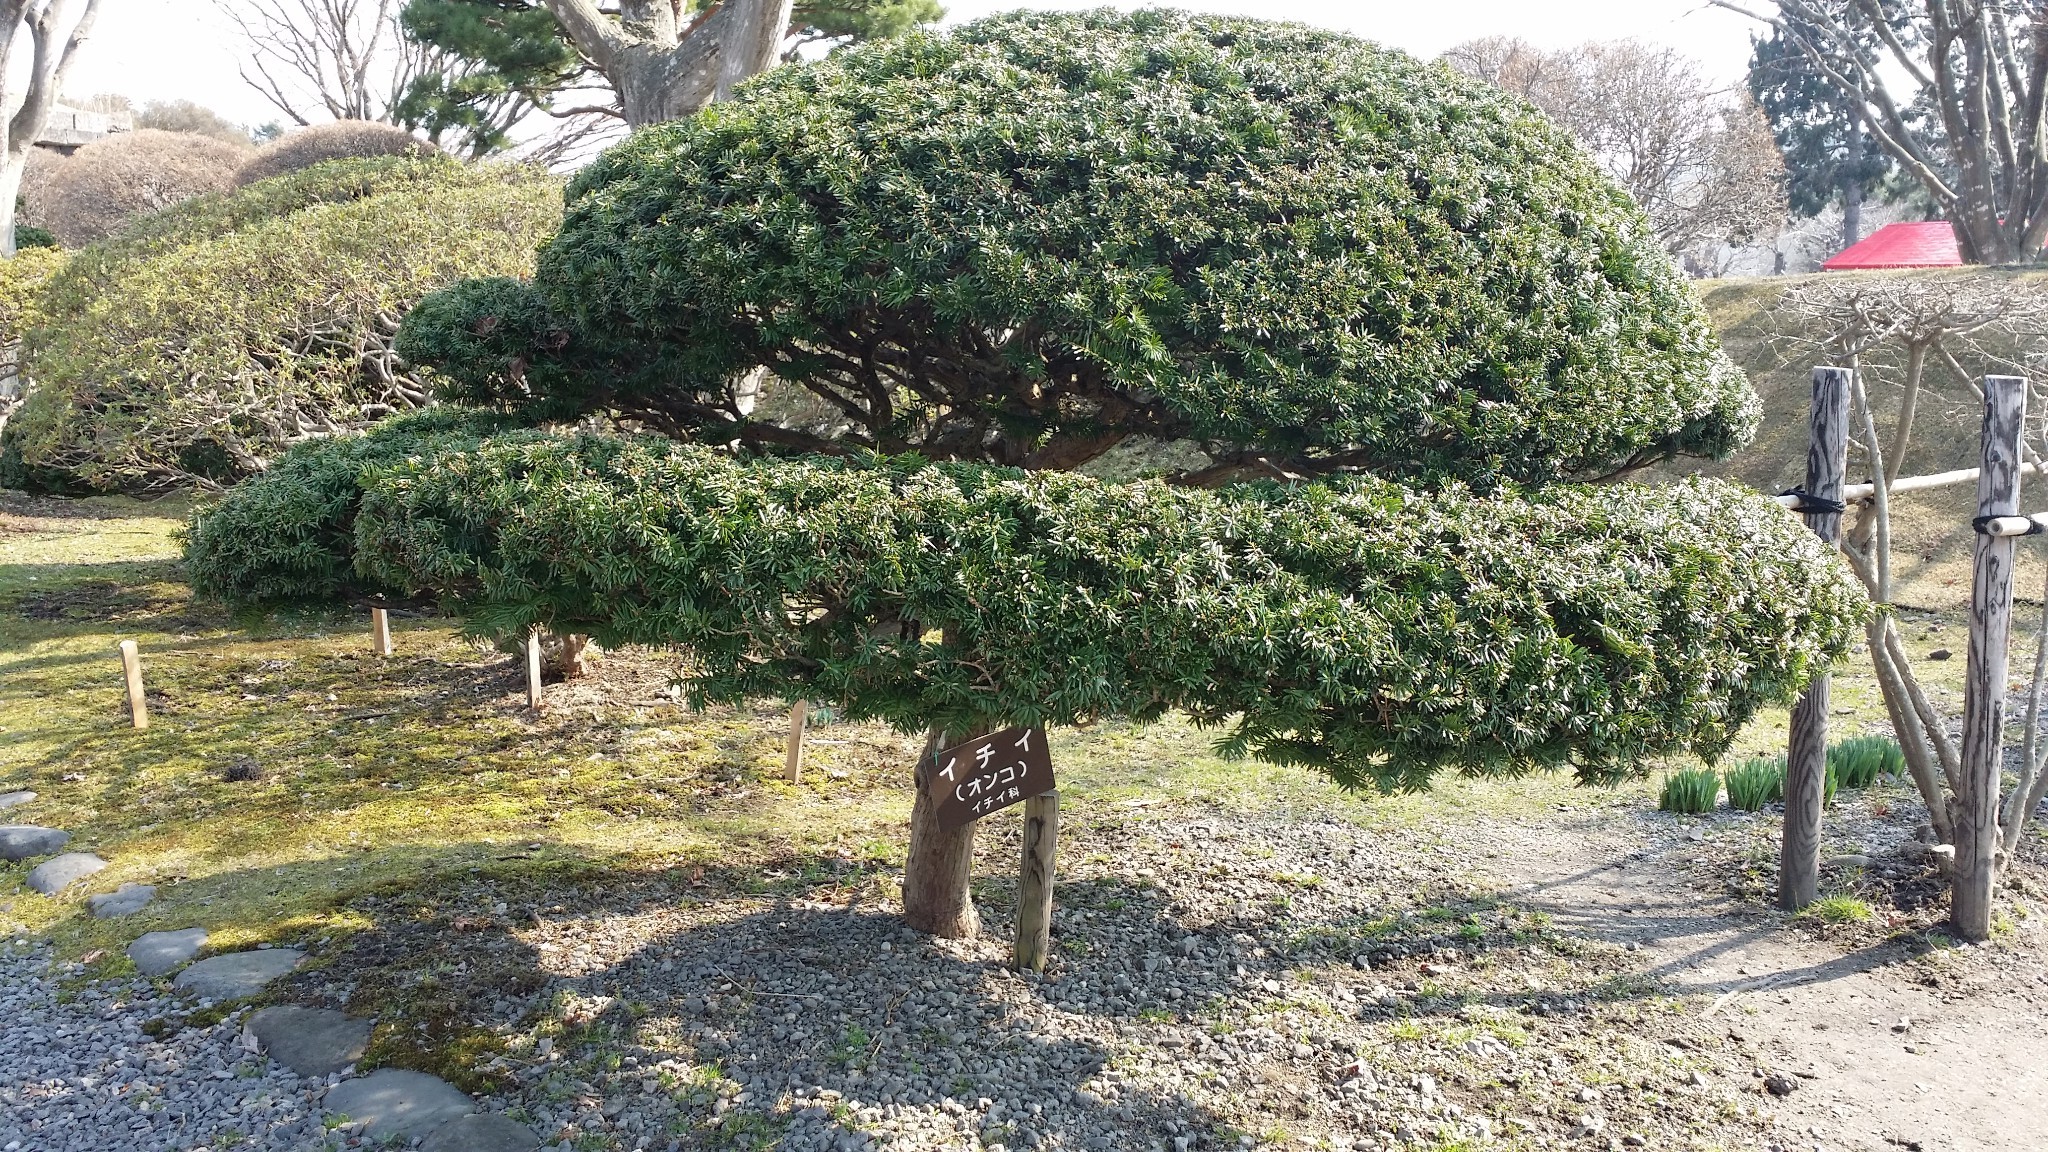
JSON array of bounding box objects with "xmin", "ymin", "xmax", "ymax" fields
[
  {"xmin": 526, "ymin": 630, "xmax": 543, "ymax": 712},
  {"xmin": 1782, "ymin": 366, "xmax": 1850, "ymax": 912},
  {"xmin": 1014, "ymin": 790, "xmax": 1059, "ymax": 972},
  {"xmin": 371, "ymin": 608, "xmax": 392, "ymax": 656},
  {"xmin": 784, "ymin": 700, "xmax": 810, "ymax": 782},
  {"xmin": 1954, "ymin": 375, "xmax": 2028, "ymax": 941},
  {"xmin": 118, "ymin": 639, "xmax": 148, "ymax": 730}
]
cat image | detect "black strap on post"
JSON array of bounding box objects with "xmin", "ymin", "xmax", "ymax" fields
[
  {"xmin": 1779, "ymin": 487, "xmax": 1848, "ymax": 515},
  {"xmin": 1972, "ymin": 514, "xmax": 2048, "ymax": 536}
]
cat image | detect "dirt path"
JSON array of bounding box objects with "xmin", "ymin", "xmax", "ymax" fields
[{"xmin": 1479, "ymin": 810, "xmax": 2048, "ymax": 1152}]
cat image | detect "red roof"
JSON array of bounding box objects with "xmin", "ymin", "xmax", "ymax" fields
[{"xmin": 1822, "ymin": 221, "xmax": 1962, "ymax": 270}]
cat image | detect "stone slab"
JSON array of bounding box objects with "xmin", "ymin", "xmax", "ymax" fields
[
  {"xmin": 26, "ymin": 851, "xmax": 105, "ymax": 894},
  {"xmin": 172, "ymin": 948, "xmax": 303, "ymax": 999},
  {"xmin": 0, "ymin": 791, "xmax": 35, "ymax": 812},
  {"xmin": 325, "ymin": 1069, "xmax": 474, "ymax": 1140},
  {"xmin": 420, "ymin": 1112, "xmax": 541, "ymax": 1152},
  {"xmin": 88, "ymin": 882, "xmax": 157, "ymax": 918},
  {"xmin": 129, "ymin": 928, "xmax": 208, "ymax": 977},
  {"xmin": 0, "ymin": 824, "xmax": 68, "ymax": 861},
  {"xmin": 247, "ymin": 1005, "xmax": 371, "ymax": 1078}
]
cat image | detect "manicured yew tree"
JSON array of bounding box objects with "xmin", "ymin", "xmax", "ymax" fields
[
  {"xmin": 3, "ymin": 157, "xmax": 559, "ymax": 492},
  {"xmin": 205, "ymin": 11, "xmax": 1866, "ymax": 938},
  {"xmin": 398, "ymin": 9, "xmax": 1757, "ymax": 486}
]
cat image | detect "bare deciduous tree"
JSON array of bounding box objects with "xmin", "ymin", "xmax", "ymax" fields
[
  {"xmin": 219, "ymin": 0, "xmax": 417, "ymax": 126},
  {"xmin": 1763, "ymin": 273, "xmax": 2048, "ymax": 871},
  {"xmin": 1713, "ymin": 0, "xmax": 2048, "ymax": 265},
  {"xmin": 1444, "ymin": 37, "xmax": 1788, "ymax": 263},
  {"xmin": 0, "ymin": 0, "xmax": 103, "ymax": 258}
]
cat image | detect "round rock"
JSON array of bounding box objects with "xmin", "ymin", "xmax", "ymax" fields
[
  {"xmin": 325, "ymin": 1068, "xmax": 475, "ymax": 1140},
  {"xmin": 247, "ymin": 1005, "xmax": 372, "ymax": 1077},
  {"xmin": 420, "ymin": 1112, "xmax": 542, "ymax": 1152},
  {"xmin": 129, "ymin": 928, "xmax": 209, "ymax": 976},
  {"xmin": 173, "ymin": 947, "xmax": 304, "ymax": 999},
  {"xmin": 88, "ymin": 881, "xmax": 157, "ymax": 918},
  {"xmin": 0, "ymin": 790, "xmax": 35, "ymax": 812},
  {"xmin": 26, "ymin": 850, "xmax": 105, "ymax": 894},
  {"xmin": 0, "ymin": 824, "xmax": 68, "ymax": 861}
]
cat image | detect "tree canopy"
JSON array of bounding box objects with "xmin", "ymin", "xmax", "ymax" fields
[{"xmin": 400, "ymin": 9, "xmax": 1757, "ymax": 489}]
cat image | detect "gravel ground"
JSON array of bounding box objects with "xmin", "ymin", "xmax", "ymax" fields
[
  {"xmin": 273, "ymin": 806, "xmax": 1779, "ymax": 1152},
  {"xmin": 0, "ymin": 939, "xmax": 334, "ymax": 1151}
]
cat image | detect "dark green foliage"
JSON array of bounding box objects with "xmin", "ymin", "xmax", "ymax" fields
[
  {"xmin": 401, "ymin": 9, "xmax": 1755, "ymax": 486},
  {"xmin": 185, "ymin": 409, "xmax": 507, "ymax": 604},
  {"xmin": 1723, "ymin": 754, "xmax": 1786, "ymax": 812},
  {"xmin": 12, "ymin": 224, "xmax": 57, "ymax": 250},
  {"xmin": 1748, "ymin": 17, "xmax": 1892, "ymax": 220},
  {"xmin": 1828, "ymin": 735, "xmax": 1903, "ymax": 791},
  {"xmin": 1659, "ymin": 768, "xmax": 1720, "ymax": 815},
  {"xmin": 341, "ymin": 430, "xmax": 1865, "ymax": 791}
]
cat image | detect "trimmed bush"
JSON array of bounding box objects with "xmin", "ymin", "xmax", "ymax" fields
[
  {"xmin": 399, "ymin": 9, "xmax": 1756, "ymax": 487},
  {"xmin": 11, "ymin": 224, "xmax": 57, "ymax": 251},
  {"xmin": 185, "ymin": 408, "xmax": 507, "ymax": 603},
  {"xmin": 3, "ymin": 158, "xmax": 559, "ymax": 492},
  {"xmin": 39, "ymin": 129, "xmax": 252, "ymax": 247},
  {"xmin": 339, "ymin": 431, "xmax": 1865, "ymax": 790},
  {"xmin": 1828, "ymin": 735, "xmax": 1904, "ymax": 791},
  {"xmin": 1723, "ymin": 754, "xmax": 1786, "ymax": 812},
  {"xmin": 1660, "ymin": 768, "xmax": 1720, "ymax": 815},
  {"xmin": 233, "ymin": 121, "xmax": 437, "ymax": 188}
]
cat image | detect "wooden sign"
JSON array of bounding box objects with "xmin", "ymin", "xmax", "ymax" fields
[{"xmin": 931, "ymin": 726, "xmax": 1054, "ymax": 830}]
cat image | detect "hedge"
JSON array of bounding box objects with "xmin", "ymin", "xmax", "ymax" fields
[
  {"xmin": 3, "ymin": 157, "xmax": 559, "ymax": 492},
  {"xmin": 398, "ymin": 9, "xmax": 1755, "ymax": 487},
  {"xmin": 184, "ymin": 408, "xmax": 507, "ymax": 603},
  {"xmin": 340, "ymin": 431, "xmax": 1865, "ymax": 790}
]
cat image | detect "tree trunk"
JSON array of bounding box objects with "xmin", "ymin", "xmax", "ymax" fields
[
  {"xmin": 609, "ymin": 0, "xmax": 794, "ymax": 127},
  {"xmin": 902, "ymin": 724, "xmax": 983, "ymax": 938},
  {"xmin": 1841, "ymin": 115, "xmax": 1864, "ymax": 252},
  {"xmin": 0, "ymin": 148, "xmax": 25, "ymax": 259},
  {"xmin": 560, "ymin": 633, "xmax": 590, "ymax": 679}
]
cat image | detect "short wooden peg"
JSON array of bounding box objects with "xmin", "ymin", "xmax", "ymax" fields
[
  {"xmin": 784, "ymin": 700, "xmax": 810, "ymax": 782},
  {"xmin": 371, "ymin": 607, "xmax": 392, "ymax": 656},
  {"xmin": 526, "ymin": 630, "xmax": 544, "ymax": 711},
  {"xmin": 118, "ymin": 639, "xmax": 148, "ymax": 730},
  {"xmin": 1014, "ymin": 790, "xmax": 1060, "ymax": 972}
]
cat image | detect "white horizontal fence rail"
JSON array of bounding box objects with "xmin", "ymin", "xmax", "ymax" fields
[{"xmin": 1772, "ymin": 460, "xmax": 2048, "ymax": 509}]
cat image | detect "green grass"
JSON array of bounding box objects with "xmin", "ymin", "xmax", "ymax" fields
[
  {"xmin": 1829, "ymin": 735, "xmax": 1905, "ymax": 791},
  {"xmin": 1659, "ymin": 768, "xmax": 1719, "ymax": 815},
  {"xmin": 1723, "ymin": 755, "xmax": 1785, "ymax": 812},
  {"xmin": 1801, "ymin": 895, "xmax": 1875, "ymax": 924}
]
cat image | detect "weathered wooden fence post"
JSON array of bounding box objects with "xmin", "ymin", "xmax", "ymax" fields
[
  {"xmin": 1954, "ymin": 375, "xmax": 2028, "ymax": 941},
  {"xmin": 784, "ymin": 701, "xmax": 810, "ymax": 783},
  {"xmin": 1782, "ymin": 366, "xmax": 1850, "ymax": 911},
  {"xmin": 118, "ymin": 639, "xmax": 148, "ymax": 730},
  {"xmin": 371, "ymin": 608, "xmax": 392, "ymax": 657},
  {"xmin": 1014, "ymin": 790, "xmax": 1059, "ymax": 972}
]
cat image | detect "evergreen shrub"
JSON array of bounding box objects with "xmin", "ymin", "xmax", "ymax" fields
[
  {"xmin": 185, "ymin": 408, "xmax": 506, "ymax": 603},
  {"xmin": 342, "ymin": 431, "xmax": 1865, "ymax": 791},
  {"xmin": 2, "ymin": 157, "xmax": 559, "ymax": 492},
  {"xmin": 398, "ymin": 9, "xmax": 1756, "ymax": 486}
]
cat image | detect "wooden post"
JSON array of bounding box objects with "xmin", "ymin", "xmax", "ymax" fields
[
  {"xmin": 1014, "ymin": 790, "xmax": 1059, "ymax": 972},
  {"xmin": 117, "ymin": 639, "xmax": 148, "ymax": 730},
  {"xmin": 1954, "ymin": 375, "xmax": 2028, "ymax": 941},
  {"xmin": 784, "ymin": 700, "xmax": 810, "ymax": 782},
  {"xmin": 1782, "ymin": 366, "xmax": 1850, "ymax": 911},
  {"xmin": 526, "ymin": 630, "xmax": 543, "ymax": 712},
  {"xmin": 371, "ymin": 608, "xmax": 392, "ymax": 656}
]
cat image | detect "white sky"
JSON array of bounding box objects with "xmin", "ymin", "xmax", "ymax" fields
[{"xmin": 64, "ymin": 0, "xmax": 1767, "ymax": 129}]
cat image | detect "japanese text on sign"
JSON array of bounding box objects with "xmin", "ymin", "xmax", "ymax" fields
[{"xmin": 929, "ymin": 726, "xmax": 1054, "ymax": 830}]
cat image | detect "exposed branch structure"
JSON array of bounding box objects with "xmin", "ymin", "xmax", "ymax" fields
[{"xmin": 0, "ymin": 0, "xmax": 104, "ymax": 257}]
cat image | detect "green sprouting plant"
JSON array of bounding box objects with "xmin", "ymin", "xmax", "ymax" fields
[
  {"xmin": 1801, "ymin": 895, "xmax": 1873, "ymax": 924},
  {"xmin": 1659, "ymin": 768, "xmax": 1719, "ymax": 815},
  {"xmin": 1828, "ymin": 735, "xmax": 1905, "ymax": 790},
  {"xmin": 1723, "ymin": 754, "xmax": 1786, "ymax": 812}
]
